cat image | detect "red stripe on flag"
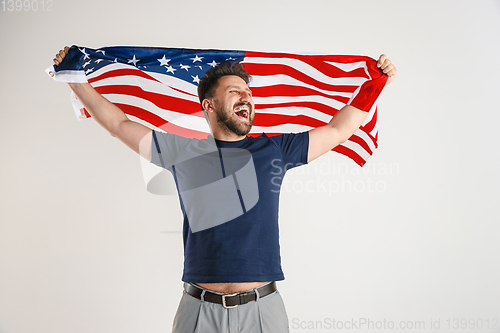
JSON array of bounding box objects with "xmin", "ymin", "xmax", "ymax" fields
[
  {"xmin": 246, "ymin": 51, "xmax": 375, "ymax": 74},
  {"xmin": 251, "ymin": 84, "xmax": 350, "ymax": 104},
  {"xmin": 115, "ymin": 103, "xmax": 208, "ymax": 139},
  {"xmin": 347, "ymin": 134, "xmax": 373, "ymax": 155},
  {"xmin": 244, "ymin": 62, "xmax": 362, "ymax": 93},
  {"xmin": 333, "ymin": 145, "xmax": 366, "ymax": 167},
  {"xmin": 349, "ymin": 76, "xmax": 387, "ymax": 112},
  {"xmin": 252, "ymin": 113, "xmax": 325, "ymax": 128},
  {"xmin": 94, "ymin": 85, "xmax": 201, "ymax": 116},
  {"xmin": 256, "ymin": 101, "xmax": 340, "ymax": 117},
  {"xmin": 88, "ymin": 68, "xmax": 162, "ymax": 84}
]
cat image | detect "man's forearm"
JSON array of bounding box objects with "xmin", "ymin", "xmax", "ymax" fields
[
  {"xmin": 68, "ymin": 82, "xmax": 128, "ymax": 137},
  {"xmin": 328, "ymin": 105, "xmax": 368, "ymax": 143},
  {"xmin": 307, "ymin": 105, "xmax": 368, "ymax": 162}
]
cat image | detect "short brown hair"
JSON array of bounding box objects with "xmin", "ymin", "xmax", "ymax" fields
[{"xmin": 197, "ymin": 61, "xmax": 251, "ymax": 110}]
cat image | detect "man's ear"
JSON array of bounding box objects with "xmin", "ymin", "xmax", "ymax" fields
[{"xmin": 202, "ymin": 99, "xmax": 214, "ymax": 113}]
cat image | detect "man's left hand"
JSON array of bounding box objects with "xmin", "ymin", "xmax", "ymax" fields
[{"xmin": 377, "ymin": 54, "xmax": 397, "ymax": 85}]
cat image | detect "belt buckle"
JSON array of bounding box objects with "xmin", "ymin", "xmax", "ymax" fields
[{"xmin": 222, "ymin": 293, "xmax": 238, "ymax": 309}]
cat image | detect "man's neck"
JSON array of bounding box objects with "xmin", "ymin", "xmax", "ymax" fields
[{"xmin": 211, "ymin": 129, "xmax": 247, "ymax": 142}]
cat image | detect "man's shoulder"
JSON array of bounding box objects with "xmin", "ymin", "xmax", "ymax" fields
[
  {"xmin": 264, "ymin": 131, "xmax": 309, "ymax": 144},
  {"xmin": 249, "ymin": 132, "xmax": 306, "ymax": 141},
  {"xmin": 246, "ymin": 132, "xmax": 309, "ymax": 157},
  {"xmin": 154, "ymin": 130, "xmax": 215, "ymax": 146}
]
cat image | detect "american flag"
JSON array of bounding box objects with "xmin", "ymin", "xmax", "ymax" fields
[{"xmin": 47, "ymin": 45, "xmax": 387, "ymax": 166}]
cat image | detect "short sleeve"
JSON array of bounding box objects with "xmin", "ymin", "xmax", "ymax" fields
[
  {"xmin": 269, "ymin": 131, "xmax": 309, "ymax": 169},
  {"xmin": 150, "ymin": 130, "xmax": 191, "ymax": 169}
]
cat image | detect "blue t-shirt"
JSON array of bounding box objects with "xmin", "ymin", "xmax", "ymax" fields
[{"xmin": 151, "ymin": 131, "xmax": 309, "ymax": 283}]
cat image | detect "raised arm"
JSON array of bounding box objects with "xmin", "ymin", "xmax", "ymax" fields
[
  {"xmin": 307, "ymin": 54, "xmax": 397, "ymax": 163},
  {"xmin": 53, "ymin": 46, "xmax": 153, "ymax": 161}
]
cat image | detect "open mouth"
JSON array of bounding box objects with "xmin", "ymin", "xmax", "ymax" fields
[{"xmin": 234, "ymin": 105, "xmax": 250, "ymax": 119}]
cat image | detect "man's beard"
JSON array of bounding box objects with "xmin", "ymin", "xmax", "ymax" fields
[{"xmin": 215, "ymin": 102, "xmax": 254, "ymax": 137}]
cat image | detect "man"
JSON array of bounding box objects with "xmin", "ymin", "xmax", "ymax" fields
[{"xmin": 53, "ymin": 46, "xmax": 396, "ymax": 333}]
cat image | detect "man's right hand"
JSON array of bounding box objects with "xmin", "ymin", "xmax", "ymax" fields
[
  {"xmin": 53, "ymin": 46, "xmax": 70, "ymax": 66},
  {"xmin": 53, "ymin": 45, "xmax": 153, "ymax": 161}
]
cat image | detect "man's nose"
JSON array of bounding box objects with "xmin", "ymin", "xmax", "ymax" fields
[{"xmin": 239, "ymin": 91, "xmax": 252, "ymax": 103}]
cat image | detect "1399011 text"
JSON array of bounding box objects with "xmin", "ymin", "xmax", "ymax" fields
[{"xmin": 1, "ymin": 0, "xmax": 53, "ymax": 11}]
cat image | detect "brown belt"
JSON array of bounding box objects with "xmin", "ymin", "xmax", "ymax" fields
[{"xmin": 183, "ymin": 282, "xmax": 277, "ymax": 309}]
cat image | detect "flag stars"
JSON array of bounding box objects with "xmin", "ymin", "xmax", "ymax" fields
[
  {"xmin": 166, "ymin": 65, "xmax": 176, "ymax": 74},
  {"xmin": 85, "ymin": 68, "xmax": 95, "ymax": 74},
  {"xmin": 179, "ymin": 64, "xmax": 191, "ymax": 71},
  {"xmin": 226, "ymin": 57, "xmax": 236, "ymax": 61},
  {"xmin": 208, "ymin": 60, "xmax": 218, "ymax": 67},
  {"xmin": 83, "ymin": 60, "xmax": 92, "ymax": 68},
  {"xmin": 96, "ymin": 50, "xmax": 106, "ymax": 55},
  {"xmin": 190, "ymin": 55, "xmax": 203, "ymax": 63},
  {"xmin": 128, "ymin": 55, "xmax": 140, "ymax": 66},
  {"xmin": 79, "ymin": 48, "xmax": 90, "ymax": 60},
  {"xmin": 158, "ymin": 55, "xmax": 171, "ymax": 67},
  {"xmin": 191, "ymin": 75, "xmax": 200, "ymax": 84},
  {"xmin": 95, "ymin": 59, "xmax": 104, "ymax": 64}
]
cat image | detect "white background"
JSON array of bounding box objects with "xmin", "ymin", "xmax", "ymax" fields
[{"xmin": 1, "ymin": 0, "xmax": 499, "ymax": 332}]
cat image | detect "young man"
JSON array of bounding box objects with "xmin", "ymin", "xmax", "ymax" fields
[{"xmin": 53, "ymin": 47, "xmax": 396, "ymax": 333}]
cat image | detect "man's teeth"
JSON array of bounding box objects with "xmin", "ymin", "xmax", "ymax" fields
[
  {"xmin": 234, "ymin": 106, "xmax": 249, "ymax": 112},
  {"xmin": 234, "ymin": 106, "xmax": 249, "ymax": 118}
]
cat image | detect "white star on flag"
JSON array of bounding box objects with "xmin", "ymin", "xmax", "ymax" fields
[
  {"xmin": 157, "ymin": 55, "xmax": 171, "ymax": 67},
  {"xmin": 166, "ymin": 65, "xmax": 176, "ymax": 74},
  {"xmin": 83, "ymin": 60, "xmax": 92, "ymax": 68},
  {"xmin": 96, "ymin": 50, "xmax": 105, "ymax": 55},
  {"xmin": 191, "ymin": 75, "xmax": 200, "ymax": 84},
  {"xmin": 85, "ymin": 68, "xmax": 94, "ymax": 74},
  {"xmin": 190, "ymin": 55, "xmax": 203, "ymax": 63},
  {"xmin": 180, "ymin": 64, "xmax": 191, "ymax": 71},
  {"xmin": 128, "ymin": 55, "xmax": 140, "ymax": 66},
  {"xmin": 208, "ymin": 60, "xmax": 218, "ymax": 67},
  {"xmin": 79, "ymin": 48, "xmax": 90, "ymax": 60}
]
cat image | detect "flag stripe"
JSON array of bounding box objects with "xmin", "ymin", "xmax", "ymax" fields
[
  {"xmin": 250, "ymin": 84, "xmax": 351, "ymax": 104},
  {"xmin": 116, "ymin": 103, "xmax": 209, "ymax": 139},
  {"xmin": 243, "ymin": 62, "xmax": 368, "ymax": 89}
]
